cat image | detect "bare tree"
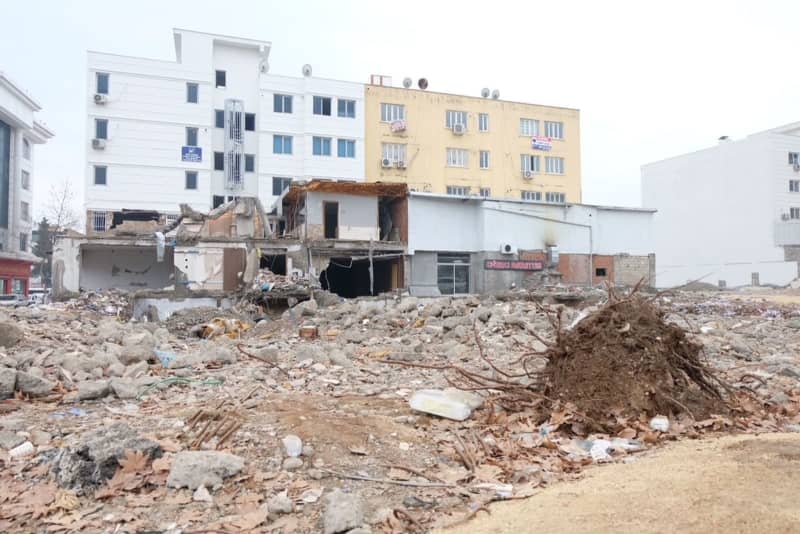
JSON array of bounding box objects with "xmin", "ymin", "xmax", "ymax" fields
[{"xmin": 45, "ymin": 178, "xmax": 80, "ymax": 231}]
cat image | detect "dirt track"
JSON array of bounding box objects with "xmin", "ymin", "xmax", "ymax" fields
[{"xmin": 442, "ymin": 433, "xmax": 800, "ymax": 534}]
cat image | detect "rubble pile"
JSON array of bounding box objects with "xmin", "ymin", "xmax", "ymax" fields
[{"xmin": 0, "ymin": 289, "xmax": 798, "ymax": 531}]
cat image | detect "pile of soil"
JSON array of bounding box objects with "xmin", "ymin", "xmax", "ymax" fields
[{"xmin": 543, "ymin": 295, "xmax": 727, "ymax": 422}]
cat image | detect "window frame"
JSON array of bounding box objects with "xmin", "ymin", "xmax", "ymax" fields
[
  {"xmin": 478, "ymin": 113, "xmax": 489, "ymax": 132},
  {"xmin": 186, "ymin": 82, "xmax": 199, "ymax": 104},
  {"xmin": 380, "ymin": 103, "xmax": 405, "ymax": 122},
  {"xmin": 273, "ymin": 135, "xmax": 293, "ymax": 155},
  {"xmin": 244, "ymin": 154, "xmax": 255, "ymax": 172},
  {"xmin": 93, "ymin": 165, "xmax": 107, "ymax": 185},
  {"xmin": 479, "ymin": 187, "xmax": 491, "ymax": 198},
  {"xmin": 446, "ymin": 185, "xmax": 470, "ymax": 196},
  {"xmin": 791, "ymin": 180, "xmax": 800, "ymax": 193},
  {"xmin": 214, "ymin": 110, "xmax": 224, "ymax": 128},
  {"xmin": 790, "ymin": 152, "xmax": 799, "ymax": 165},
  {"xmin": 21, "ymin": 170, "xmax": 30, "ymax": 190},
  {"xmin": 521, "ymin": 155, "xmax": 541, "ymax": 173},
  {"xmin": 544, "ymin": 121, "xmax": 564, "ymax": 139},
  {"xmin": 20, "ymin": 201, "xmax": 29, "ymax": 222},
  {"xmin": 22, "ymin": 139, "xmax": 30, "ymax": 159},
  {"xmin": 313, "ymin": 96, "xmax": 332, "ymax": 116},
  {"xmin": 791, "ymin": 207, "xmax": 800, "ymax": 219},
  {"xmin": 337, "ymin": 99, "xmax": 356, "ymax": 118},
  {"xmin": 520, "ymin": 118, "xmax": 539, "ymax": 137},
  {"xmin": 445, "ymin": 110, "xmax": 468, "ymax": 129},
  {"xmin": 96, "ymin": 72, "xmax": 109, "ymax": 95},
  {"xmin": 312, "ymin": 136, "xmax": 332, "ymax": 156},
  {"xmin": 446, "ymin": 148, "xmax": 469, "ymax": 168},
  {"xmin": 95, "ymin": 118, "xmax": 108, "ymax": 140},
  {"xmin": 545, "ymin": 156, "xmax": 565, "ymax": 175},
  {"xmin": 92, "ymin": 211, "xmax": 107, "ymax": 233},
  {"xmin": 19, "ymin": 233, "xmax": 28, "ymax": 253},
  {"xmin": 545, "ymin": 191, "xmax": 566, "ymax": 203},
  {"xmin": 185, "ymin": 127, "xmax": 199, "ymax": 147},
  {"xmin": 272, "ymin": 177, "xmax": 293, "ymax": 196},
  {"xmin": 436, "ymin": 253, "xmax": 470, "ymax": 295},
  {"xmin": 274, "ymin": 93, "xmax": 293, "ymax": 113},
  {"xmin": 185, "ymin": 171, "xmax": 198, "ymax": 190},
  {"xmin": 479, "ymin": 150, "xmax": 490, "ymax": 170},
  {"xmin": 215, "ymin": 70, "xmax": 226, "ymax": 88},
  {"xmin": 521, "ymin": 190, "xmax": 542, "ymax": 201},
  {"xmin": 245, "ymin": 113, "xmax": 256, "ymax": 131},
  {"xmin": 337, "ymin": 139, "xmax": 356, "ymax": 158},
  {"xmin": 214, "ymin": 151, "xmax": 224, "ymax": 171},
  {"xmin": 381, "ymin": 143, "xmax": 407, "ymax": 163}
]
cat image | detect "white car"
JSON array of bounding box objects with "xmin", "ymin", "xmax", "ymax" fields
[{"xmin": 27, "ymin": 288, "xmax": 50, "ymax": 305}]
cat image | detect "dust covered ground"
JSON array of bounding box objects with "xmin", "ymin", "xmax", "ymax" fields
[{"xmin": 1, "ymin": 288, "xmax": 800, "ymax": 532}]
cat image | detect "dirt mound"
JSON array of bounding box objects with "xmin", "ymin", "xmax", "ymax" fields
[{"xmin": 543, "ymin": 295, "xmax": 727, "ymax": 422}]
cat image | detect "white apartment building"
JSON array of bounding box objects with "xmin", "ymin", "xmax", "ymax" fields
[
  {"xmin": 0, "ymin": 71, "xmax": 53, "ymax": 296},
  {"xmin": 85, "ymin": 29, "xmax": 365, "ymax": 234},
  {"xmin": 641, "ymin": 123, "xmax": 800, "ymax": 287}
]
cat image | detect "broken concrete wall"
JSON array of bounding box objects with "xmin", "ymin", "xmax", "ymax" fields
[
  {"xmin": 614, "ymin": 253, "xmax": 656, "ymax": 287},
  {"xmin": 80, "ymin": 246, "xmax": 174, "ymax": 291},
  {"xmin": 52, "ymin": 236, "xmax": 83, "ymax": 299},
  {"xmin": 174, "ymin": 242, "xmax": 254, "ymax": 292},
  {"xmin": 132, "ymin": 296, "xmax": 234, "ymax": 321},
  {"xmin": 306, "ymin": 192, "xmax": 379, "ymax": 241}
]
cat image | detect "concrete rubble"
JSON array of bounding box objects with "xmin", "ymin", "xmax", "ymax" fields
[{"xmin": 0, "ymin": 287, "xmax": 800, "ymax": 531}]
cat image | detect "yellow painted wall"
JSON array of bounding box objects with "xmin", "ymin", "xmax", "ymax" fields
[{"xmin": 364, "ymin": 85, "xmax": 581, "ymax": 202}]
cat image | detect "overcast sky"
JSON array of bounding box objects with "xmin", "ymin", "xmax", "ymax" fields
[{"xmin": 2, "ymin": 0, "xmax": 799, "ymax": 219}]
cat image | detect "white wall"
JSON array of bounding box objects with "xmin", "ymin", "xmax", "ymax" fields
[
  {"xmin": 306, "ymin": 192, "xmax": 377, "ymax": 240},
  {"xmin": 642, "ymin": 131, "xmax": 798, "ymax": 287},
  {"xmin": 80, "ymin": 245, "xmax": 173, "ymax": 290}
]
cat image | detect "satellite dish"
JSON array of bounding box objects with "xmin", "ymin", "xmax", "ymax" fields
[
  {"xmin": 491, "ymin": 89, "xmax": 500, "ymax": 99},
  {"xmin": 417, "ymin": 78, "xmax": 428, "ymax": 90},
  {"xmin": 402, "ymin": 77, "xmax": 413, "ymax": 88},
  {"xmin": 481, "ymin": 88, "xmax": 490, "ymax": 98},
  {"xmin": 302, "ymin": 64, "xmax": 313, "ymax": 77}
]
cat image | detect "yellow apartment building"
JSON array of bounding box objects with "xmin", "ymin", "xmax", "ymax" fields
[{"xmin": 364, "ymin": 82, "xmax": 581, "ymax": 203}]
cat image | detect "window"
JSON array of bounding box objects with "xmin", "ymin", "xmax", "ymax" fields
[
  {"xmin": 521, "ymin": 190, "xmax": 542, "ymax": 201},
  {"xmin": 437, "ymin": 253, "xmax": 470, "ymax": 295},
  {"xmin": 478, "ymin": 113, "xmax": 489, "ymax": 132},
  {"xmin": 215, "ymin": 70, "xmax": 226, "ymax": 88},
  {"xmin": 545, "ymin": 121, "xmax": 564, "ymax": 139},
  {"xmin": 791, "ymin": 207, "xmax": 800, "ymax": 219},
  {"xmin": 313, "ymin": 136, "xmax": 332, "ymax": 156},
  {"xmin": 596, "ymin": 268, "xmax": 607, "ymax": 277},
  {"xmin": 18, "ymin": 234, "xmax": 27, "ymax": 252},
  {"xmin": 185, "ymin": 171, "xmax": 198, "ymax": 190},
  {"xmin": 337, "ymin": 139, "xmax": 355, "ymax": 158},
  {"xmin": 445, "ymin": 110, "xmax": 467, "ymax": 129},
  {"xmin": 380, "ymin": 103, "xmax": 405, "ymax": 122},
  {"xmin": 274, "ymin": 94, "xmax": 292, "ymax": 113},
  {"xmin": 381, "ymin": 143, "xmax": 406, "ymax": 163},
  {"xmin": 214, "ymin": 152, "xmax": 224, "ymax": 170},
  {"xmin": 545, "ymin": 156, "xmax": 565, "ymax": 174},
  {"xmin": 21, "ymin": 170, "xmax": 30, "ymax": 190},
  {"xmin": 245, "ymin": 154, "xmax": 255, "ymax": 172},
  {"xmin": 447, "ymin": 148, "xmax": 468, "ymax": 168},
  {"xmin": 20, "ymin": 201, "xmax": 29, "ymax": 222},
  {"xmin": 446, "ymin": 185, "xmax": 470, "ymax": 196},
  {"xmin": 165, "ymin": 214, "xmax": 179, "ymax": 225},
  {"xmin": 186, "ymin": 83, "xmax": 199, "ymax": 103},
  {"xmin": 186, "ymin": 127, "xmax": 198, "ymax": 147},
  {"xmin": 245, "ymin": 113, "xmax": 256, "ymax": 131},
  {"xmin": 215, "ymin": 110, "xmax": 224, "ymax": 128},
  {"xmin": 273, "ymin": 135, "xmax": 293, "ymax": 154},
  {"xmin": 479, "ymin": 187, "xmax": 491, "ymax": 198},
  {"xmin": 212, "ymin": 195, "xmax": 225, "ymax": 209},
  {"xmin": 95, "ymin": 119, "xmax": 108, "ymax": 140},
  {"xmin": 92, "ymin": 211, "xmax": 106, "ymax": 233},
  {"xmin": 337, "ymin": 99, "xmax": 356, "ymax": 118},
  {"xmin": 96, "ymin": 72, "xmax": 109, "ymax": 95},
  {"xmin": 790, "ymin": 152, "xmax": 799, "ymax": 165},
  {"xmin": 791, "ymin": 180, "xmax": 800, "ymax": 193},
  {"xmin": 12, "ymin": 279, "xmax": 24, "ymax": 295},
  {"xmin": 313, "ymin": 96, "xmax": 332, "ymax": 116},
  {"xmin": 479, "ymin": 150, "xmax": 490, "ymax": 169},
  {"xmin": 521, "ymin": 155, "xmax": 540, "ymax": 173},
  {"xmin": 520, "ymin": 118, "xmax": 539, "ymax": 136},
  {"xmin": 94, "ymin": 166, "xmax": 107, "ymax": 185},
  {"xmin": 272, "ymin": 177, "xmax": 293, "ymax": 196},
  {"xmin": 22, "ymin": 139, "xmax": 30, "ymax": 159},
  {"xmin": 545, "ymin": 191, "xmax": 566, "ymax": 203}
]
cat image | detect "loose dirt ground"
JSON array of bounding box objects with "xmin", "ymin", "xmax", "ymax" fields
[{"xmin": 442, "ymin": 433, "xmax": 800, "ymax": 534}]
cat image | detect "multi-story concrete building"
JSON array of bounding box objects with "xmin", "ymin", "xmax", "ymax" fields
[
  {"xmin": 85, "ymin": 29, "xmax": 364, "ymax": 234},
  {"xmin": 642, "ymin": 123, "xmax": 800, "ymax": 287},
  {"xmin": 0, "ymin": 72, "xmax": 53, "ymax": 297},
  {"xmin": 364, "ymin": 77, "xmax": 581, "ymax": 202}
]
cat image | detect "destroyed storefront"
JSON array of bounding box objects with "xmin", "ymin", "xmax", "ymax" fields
[
  {"xmin": 406, "ymin": 193, "xmax": 656, "ymax": 295},
  {"xmin": 278, "ymin": 181, "xmax": 408, "ymax": 298}
]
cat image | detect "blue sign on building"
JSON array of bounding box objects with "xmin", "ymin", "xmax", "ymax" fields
[{"xmin": 181, "ymin": 146, "xmax": 202, "ymax": 162}]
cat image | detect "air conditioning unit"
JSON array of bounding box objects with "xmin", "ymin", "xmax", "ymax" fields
[
  {"xmin": 452, "ymin": 123, "xmax": 466, "ymax": 135},
  {"xmin": 381, "ymin": 158, "xmax": 393, "ymax": 168},
  {"xmin": 92, "ymin": 138, "xmax": 106, "ymax": 150},
  {"xmin": 395, "ymin": 160, "xmax": 407, "ymax": 169},
  {"xmin": 94, "ymin": 94, "xmax": 108, "ymax": 104},
  {"xmin": 522, "ymin": 170, "xmax": 533, "ymax": 179},
  {"xmin": 500, "ymin": 243, "xmax": 516, "ymax": 255}
]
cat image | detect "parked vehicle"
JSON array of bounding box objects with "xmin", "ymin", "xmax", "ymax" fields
[
  {"xmin": 0, "ymin": 294, "xmax": 25, "ymax": 307},
  {"xmin": 27, "ymin": 288, "xmax": 50, "ymax": 305}
]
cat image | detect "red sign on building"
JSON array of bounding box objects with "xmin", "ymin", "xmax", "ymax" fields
[{"xmin": 484, "ymin": 259, "xmax": 544, "ymax": 271}]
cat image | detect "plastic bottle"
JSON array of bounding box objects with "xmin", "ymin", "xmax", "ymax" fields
[{"xmin": 409, "ymin": 389, "xmax": 473, "ymax": 421}]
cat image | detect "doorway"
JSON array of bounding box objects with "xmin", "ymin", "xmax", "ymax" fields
[{"xmin": 323, "ymin": 202, "xmax": 339, "ymax": 239}]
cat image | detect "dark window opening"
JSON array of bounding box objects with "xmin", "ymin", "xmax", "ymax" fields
[
  {"xmin": 595, "ymin": 268, "xmax": 607, "ymax": 277},
  {"xmin": 214, "ymin": 152, "xmax": 224, "ymax": 171},
  {"xmin": 245, "ymin": 113, "xmax": 256, "ymax": 131},
  {"xmin": 259, "ymin": 254, "xmax": 287, "ymax": 276},
  {"xmin": 215, "ymin": 109, "xmax": 224, "ymax": 128},
  {"xmin": 0, "ymin": 120, "xmax": 9, "ymax": 228},
  {"xmin": 313, "ymin": 96, "xmax": 332, "ymax": 116},
  {"xmin": 323, "ymin": 202, "xmax": 338, "ymax": 239},
  {"xmin": 212, "ymin": 195, "xmax": 225, "ymax": 209},
  {"xmin": 185, "ymin": 171, "xmax": 197, "ymax": 190},
  {"xmin": 96, "ymin": 72, "xmax": 109, "ymax": 95},
  {"xmin": 95, "ymin": 119, "xmax": 108, "ymax": 140},
  {"xmin": 186, "ymin": 127, "xmax": 198, "ymax": 147},
  {"xmin": 437, "ymin": 253, "xmax": 470, "ymax": 295},
  {"xmin": 320, "ymin": 257, "xmax": 399, "ymax": 298},
  {"xmin": 94, "ymin": 166, "xmax": 107, "ymax": 185},
  {"xmin": 186, "ymin": 83, "xmax": 199, "ymax": 103},
  {"xmin": 245, "ymin": 154, "xmax": 255, "ymax": 172},
  {"xmin": 273, "ymin": 177, "xmax": 292, "ymax": 196},
  {"xmin": 215, "ymin": 70, "xmax": 226, "ymax": 88}
]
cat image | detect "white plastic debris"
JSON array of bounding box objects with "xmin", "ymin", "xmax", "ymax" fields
[
  {"xmin": 282, "ymin": 435, "xmax": 303, "ymax": 457},
  {"xmin": 9, "ymin": 441, "xmax": 35, "ymax": 459},
  {"xmin": 589, "ymin": 439, "xmax": 613, "ymax": 461},
  {"xmin": 649, "ymin": 415, "xmax": 670, "ymax": 432},
  {"xmin": 409, "ymin": 389, "xmax": 473, "ymax": 421},
  {"xmin": 473, "ymin": 482, "xmax": 514, "ymax": 499},
  {"xmin": 193, "ymin": 485, "xmax": 213, "ymax": 503}
]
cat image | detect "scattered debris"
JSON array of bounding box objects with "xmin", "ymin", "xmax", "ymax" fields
[{"xmin": 166, "ymin": 451, "xmax": 244, "ymax": 490}]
